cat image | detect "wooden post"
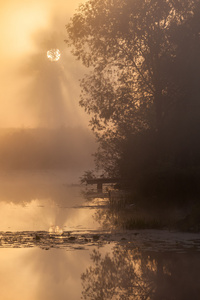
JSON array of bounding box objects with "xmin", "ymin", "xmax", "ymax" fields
[{"xmin": 97, "ymin": 182, "xmax": 103, "ymax": 192}]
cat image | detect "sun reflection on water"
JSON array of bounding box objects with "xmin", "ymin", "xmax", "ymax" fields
[{"xmin": 49, "ymin": 225, "xmax": 63, "ymax": 235}]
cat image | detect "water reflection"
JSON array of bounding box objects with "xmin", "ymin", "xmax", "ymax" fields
[
  {"xmin": 1, "ymin": 242, "xmax": 200, "ymax": 300},
  {"xmin": 0, "ymin": 172, "xmax": 199, "ymax": 299},
  {"xmin": 81, "ymin": 245, "xmax": 200, "ymax": 300},
  {"xmin": 0, "ymin": 171, "xmax": 100, "ymax": 232},
  {"xmin": 0, "ymin": 248, "xmax": 92, "ymax": 300}
]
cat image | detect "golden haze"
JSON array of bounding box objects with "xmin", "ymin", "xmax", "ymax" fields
[{"xmin": 0, "ymin": 0, "xmax": 87, "ymax": 128}]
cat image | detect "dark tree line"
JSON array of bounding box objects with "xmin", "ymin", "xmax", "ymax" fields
[{"xmin": 66, "ymin": 0, "xmax": 200, "ymax": 196}]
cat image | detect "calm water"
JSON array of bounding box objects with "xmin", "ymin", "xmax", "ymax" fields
[{"xmin": 0, "ymin": 171, "xmax": 200, "ymax": 300}]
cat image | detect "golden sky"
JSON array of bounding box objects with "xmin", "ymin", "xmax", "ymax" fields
[{"xmin": 0, "ymin": 0, "xmax": 87, "ymax": 128}]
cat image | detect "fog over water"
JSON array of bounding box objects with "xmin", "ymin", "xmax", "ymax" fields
[{"xmin": 0, "ymin": 2, "xmax": 200, "ymax": 300}]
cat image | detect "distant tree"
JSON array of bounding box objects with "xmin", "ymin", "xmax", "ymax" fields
[{"xmin": 66, "ymin": 0, "xmax": 200, "ymax": 176}]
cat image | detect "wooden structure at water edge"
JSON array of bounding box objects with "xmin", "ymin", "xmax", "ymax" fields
[{"xmin": 86, "ymin": 178, "xmax": 120, "ymax": 192}]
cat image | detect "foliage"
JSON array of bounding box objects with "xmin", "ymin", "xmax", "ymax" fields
[
  {"xmin": 80, "ymin": 170, "xmax": 96, "ymax": 184},
  {"xmin": 66, "ymin": 0, "xmax": 200, "ymax": 177}
]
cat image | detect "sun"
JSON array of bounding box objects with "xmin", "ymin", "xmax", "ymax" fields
[{"xmin": 47, "ymin": 49, "xmax": 61, "ymax": 62}]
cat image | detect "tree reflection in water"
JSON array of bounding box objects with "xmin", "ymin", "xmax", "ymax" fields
[{"xmin": 81, "ymin": 245, "xmax": 200, "ymax": 300}]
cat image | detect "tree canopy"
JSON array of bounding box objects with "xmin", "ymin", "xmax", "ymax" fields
[{"xmin": 66, "ymin": 0, "xmax": 200, "ymax": 178}]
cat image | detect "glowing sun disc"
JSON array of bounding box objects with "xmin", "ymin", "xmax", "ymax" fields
[{"xmin": 47, "ymin": 49, "xmax": 61, "ymax": 61}]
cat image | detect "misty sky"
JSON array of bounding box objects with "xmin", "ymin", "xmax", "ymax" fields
[{"xmin": 0, "ymin": 0, "xmax": 87, "ymax": 128}]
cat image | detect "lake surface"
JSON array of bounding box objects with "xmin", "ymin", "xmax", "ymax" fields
[{"xmin": 0, "ymin": 171, "xmax": 200, "ymax": 300}]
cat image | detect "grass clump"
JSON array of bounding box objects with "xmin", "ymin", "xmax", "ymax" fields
[{"xmin": 123, "ymin": 218, "xmax": 163, "ymax": 230}]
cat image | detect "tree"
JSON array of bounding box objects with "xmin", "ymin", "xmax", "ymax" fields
[{"xmin": 65, "ymin": 0, "xmax": 200, "ymax": 177}]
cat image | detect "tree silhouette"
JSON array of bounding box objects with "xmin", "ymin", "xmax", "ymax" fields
[{"xmin": 66, "ymin": 0, "xmax": 200, "ymax": 178}]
